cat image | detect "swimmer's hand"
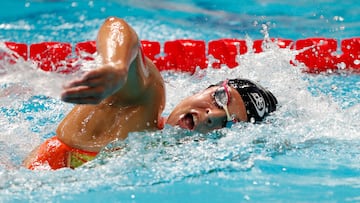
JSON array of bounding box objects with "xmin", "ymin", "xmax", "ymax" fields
[{"xmin": 61, "ymin": 64, "xmax": 127, "ymax": 104}]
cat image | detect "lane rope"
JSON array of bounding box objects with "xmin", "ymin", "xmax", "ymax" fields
[{"xmin": 1, "ymin": 38, "xmax": 359, "ymax": 74}]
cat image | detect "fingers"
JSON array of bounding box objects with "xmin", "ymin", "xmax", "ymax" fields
[
  {"xmin": 61, "ymin": 85, "xmax": 105, "ymax": 104},
  {"xmin": 65, "ymin": 77, "xmax": 103, "ymax": 89},
  {"xmin": 60, "ymin": 67, "xmax": 123, "ymax": 104},
  {"xmin": 64, "ymin": 71, "xmax": 103, "ymax": 88}
]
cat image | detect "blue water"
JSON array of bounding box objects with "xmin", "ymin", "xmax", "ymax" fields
[
  {"xmin": 1, "ymin": 0, "xmax": 360, "ymax": 202},
  {"xmin": 1, "ymin": 0, "xmax": 359, "ymax": 43}
]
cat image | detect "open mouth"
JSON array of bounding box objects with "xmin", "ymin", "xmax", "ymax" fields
[{"xmin": 178, "ymin": 113, "xmax": 195, "ymax": 130}]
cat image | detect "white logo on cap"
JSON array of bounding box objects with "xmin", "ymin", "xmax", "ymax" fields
[{"xmin": 248, "ymin": 92, "xmax": 265, "ymax": 117}]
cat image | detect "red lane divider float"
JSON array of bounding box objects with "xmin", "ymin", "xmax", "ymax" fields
[
  {"xmin": 30, "ymin": 42, "xmax": 72, "ymax": 72},
  {"xmin": 0, "ymin": 42, "xmax": 27, "ymax": 64},
  {"xmin": 1, "ymin": 38, "xmax": 359, "ymax": 74},
  {"xmin": 340, "ymin": 38, "xmax": 360, "ymax": 70},
  {"xmin": 208, "ymin": 39, "xmax": 247, "ymax": 68},
  {"xmin": 295, "ymin": 38, "xmax": 338, "ymax": 73}
]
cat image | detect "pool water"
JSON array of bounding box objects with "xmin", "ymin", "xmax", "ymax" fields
[{"xmin": 1, "ymin": 0, "xmax": 360, "ymax": 202}]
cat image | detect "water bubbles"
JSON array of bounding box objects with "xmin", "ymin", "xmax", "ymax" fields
[
  {"xmin": 333, "ymin": 16, "xmax": 344, "ymax": 22},
  {"xmin": 79, "ymin": 15, "xmax": 86, "ymax": 22},
  {"xmin": 71, "ymin": 2, "xmax": 78, "ymax": 8},
  {"xmin": 88, "ymin": 1, "xmax": 94, "ymax": 8},
  {"xmin": 337, "ymin": 62, "xmax": 346, "ymax": 70},
  {"xmin": 260, "ymin": 23, "xmax": 270, "ymax": 40},
  {"xmin": 331, "ymin": 85, "xmax": 338, "ymax": 90}
]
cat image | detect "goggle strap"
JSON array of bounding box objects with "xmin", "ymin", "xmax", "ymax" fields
[
  {"xmin": 222, "ymin": 80, "xmax": 230, "ymax": 105},
  {"xmin": 222, "ymin": 105, "xmax": 232, "ymax": 122}
]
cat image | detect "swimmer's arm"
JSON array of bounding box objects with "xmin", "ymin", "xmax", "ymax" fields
[{"xmin": 61, "ymin": 17, "xmax": 145, "ymax": 104}]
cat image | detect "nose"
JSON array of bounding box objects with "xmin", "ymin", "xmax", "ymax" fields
[{"xmin": 202, "ymin": 108, "xmax": 224, "ymax": 128}]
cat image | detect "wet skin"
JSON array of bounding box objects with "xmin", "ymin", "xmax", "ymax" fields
[{"xmin": 23, "ymin": 17, "xmax": 248, "ymax": 169}]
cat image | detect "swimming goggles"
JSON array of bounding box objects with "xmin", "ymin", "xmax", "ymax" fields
[{"xmin": 212, "ymin": 80, "xmax": 236, "ymax": 128}]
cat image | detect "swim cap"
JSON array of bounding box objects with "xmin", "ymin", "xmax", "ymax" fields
[
  {"xmin": 210, "ymin": 78, "xmax": 277, "ymax": 123},
  {"xmin": 227, "ymin": 78, "xmax": 277, "ymax": 123}
]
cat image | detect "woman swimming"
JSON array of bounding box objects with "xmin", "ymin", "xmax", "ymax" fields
[{"xmin": 23, "ymin": 17, "xmax": 277, "ymax": 170}]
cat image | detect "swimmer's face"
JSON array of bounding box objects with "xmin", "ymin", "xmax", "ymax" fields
[{"xmin": 166, "ymin": 85, "xmax": 248, "ymax": 133}]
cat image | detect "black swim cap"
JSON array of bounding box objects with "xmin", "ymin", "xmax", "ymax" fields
[
  {"xmin": 227, "ymin": 78, "xmax": 277, "ymax": 123},
  {"xmin": 210, "ymin": 78, "xmax": 277, "ymax": 123}
]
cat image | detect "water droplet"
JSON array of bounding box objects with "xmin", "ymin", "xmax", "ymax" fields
[
  {"xmin": 88, "ymin": 1, "xmax": 94, "ymax": 7},
  {"xmin": 337, "ymin": 62, "xmax": 346, "ymax": 70},
  {"xmin": 250, "ymin": 117, "xmax": 255, "ymax": 123},
  {"xmin": 244, "ymin": 195, "xmax": 250, "ymax": 200},
  {"xmin": 71, "ymin": 2, "xmax": 78, "ymax": 7}
]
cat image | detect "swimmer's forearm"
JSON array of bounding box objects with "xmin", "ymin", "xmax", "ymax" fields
[{"xmin": 61, "ymin": 17, "xmax": 146, "ymax": 104}]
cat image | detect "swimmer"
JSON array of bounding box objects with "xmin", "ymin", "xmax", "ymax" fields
[{"xmin": 23, "ymin": 17, "xmax": 277, "ymax": 170}]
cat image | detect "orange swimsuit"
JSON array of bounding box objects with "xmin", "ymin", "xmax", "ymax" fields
[
  {"xmin": 27, "ymin": 117, "xmax": 165, "ymax": 170},
  {"xmin": 27, "ymin": 136, "xmax": 98, "ymax": 170}
]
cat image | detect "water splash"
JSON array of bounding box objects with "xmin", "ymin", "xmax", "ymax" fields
[
  {"xmin": 0, "ymin": 42, "xmax": 101, "ymax": 100},
  {"xmin": 0, "ymin": 37, "xmax": 359, "ymax": 201}
]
